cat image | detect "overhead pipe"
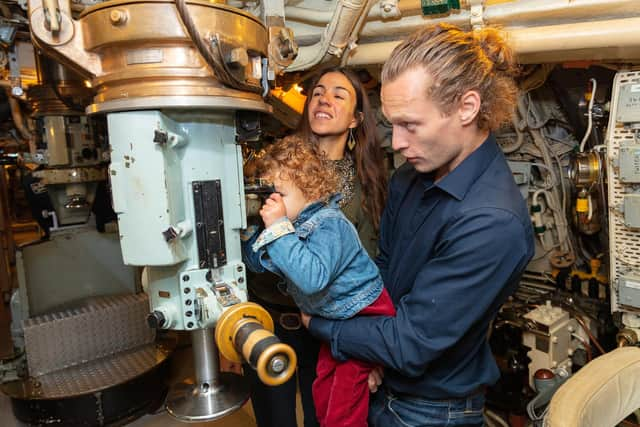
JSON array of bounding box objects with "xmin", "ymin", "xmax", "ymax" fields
[
  {"xmin": 285, "ymin": 0, "xmax": 640, "ymax": 44},
  {"xmin": 358, "ymin": 0, "xmax": 640, "ymax": 39},
  {"xmin": 484, "ymin": 0, "xmax": 640, "ymax": 26},
  {"xmin": 5, "ymin": 90, "xmax": 36, "ymax": 154},
  {"xmin": 285, "ymin": 0, "xmax": 421, "ymax": 25},
  {"xmin": 286, "ymin": 0, "xmax": 375, "ymax": 72},
  {"xmin": 285, "ymin": 0, "xmax": 638, "ymax": 28},
  {"xmin": 346, "ymin": 16, "xmax": 640, "ymax": 66}
]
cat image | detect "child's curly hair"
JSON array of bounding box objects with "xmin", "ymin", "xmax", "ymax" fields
[{"xmin": 251, "ymin": 135, "xmax": 339, "ymax": 202}]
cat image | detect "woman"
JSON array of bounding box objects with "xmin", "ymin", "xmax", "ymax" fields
[{"xmin": 244, "ymin": 67, "xmax": 388, "ymax": 427}]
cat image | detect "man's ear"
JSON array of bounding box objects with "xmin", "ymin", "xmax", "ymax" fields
[{"xmin": 458, "ymin": 90, "xmax": 481, "ymax": 126}]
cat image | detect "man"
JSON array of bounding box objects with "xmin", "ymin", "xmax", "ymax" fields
[{"xmin": 302, "ymin": 24, "xmax": 535, "ymax": 427}]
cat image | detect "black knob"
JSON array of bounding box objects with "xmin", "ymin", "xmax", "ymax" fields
[{"xmin": 147, "ymin": 311, "xmax": 166, "ymax": 329}]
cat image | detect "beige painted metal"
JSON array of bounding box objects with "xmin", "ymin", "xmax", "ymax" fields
[
  {"xmin": 287, "ymin": 0, "xmax": 375, "ymax": 71},
  {"xmin": 357, "ymin": 0, "xmax": 640, "ymax": 39},
  {"xmin": 29, "ymin": 0, "xmax": 270, "ymax": 112},
  {"xmin": 346, "ymin": 16, "xmax": 640, "ymax": 66},
  {"xmin": 285, "ymin": 0, "xmax": 640, "ymax": 68}
]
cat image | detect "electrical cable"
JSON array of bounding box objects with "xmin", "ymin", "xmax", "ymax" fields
[
  {"xmin": 573, "ymin": 314, "xmax": 606, "ymax": 355},
  {"xmin": 485, "ymin": 409, "xmax": 510, "ymax": 427},
  {"xmin": 174, "ymin": 0, "xmax": 259, "ymax": 93},
  {"xmin": 571, "ymin": 333, "xmax": 593, "ymax": 362},
  {"xmin": 579, "ymin": 78, "xmax": 597, "ymax": 153}
]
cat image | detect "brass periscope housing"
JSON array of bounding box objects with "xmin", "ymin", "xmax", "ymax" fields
[{"xmin": 28, "ymin": 0, "xmax": 272, "ymax": 113}]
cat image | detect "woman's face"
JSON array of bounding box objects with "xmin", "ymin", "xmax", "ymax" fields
[{"xmin": 307, "ymin": 72, "xmax": 359, "ymax": 138}]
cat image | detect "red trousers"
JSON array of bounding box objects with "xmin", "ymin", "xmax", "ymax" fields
[{"xmin": 312, "ymin": 289, "xmax": 396, "ymax": 427}]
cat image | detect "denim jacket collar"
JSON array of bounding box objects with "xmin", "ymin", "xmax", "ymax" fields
[{"xmin": 293, "ymin": 193, "xmax": 343, "ymax": 225}]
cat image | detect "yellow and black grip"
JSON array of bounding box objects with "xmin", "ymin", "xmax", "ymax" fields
[{"xmin": 215, "ymin": 302, "xmax": 297, "ymax": 386}]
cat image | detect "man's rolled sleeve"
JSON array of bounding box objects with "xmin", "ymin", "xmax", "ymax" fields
[{"xmin": 308, "ymin": 317, "xmax": 348, "ymax": 361}]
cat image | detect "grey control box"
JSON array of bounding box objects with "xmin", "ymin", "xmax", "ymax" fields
[
  {"xmin": 617, "ymin": 83, "xmax": 640, "ymax": 123},
  {"xmin": 619, "ymin": 275, "xmax": 640, "ymax": 308}
]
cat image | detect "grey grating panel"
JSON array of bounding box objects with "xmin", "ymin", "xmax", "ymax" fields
[
  {"xmin": 23, "ymin": 293, "xmax": 155, "ymax": 377},
  {"xmin": 2, "ymin": 343, "xmax": 172, "ymax": 399}
]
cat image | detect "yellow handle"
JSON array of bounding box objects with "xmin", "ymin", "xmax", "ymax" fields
[{"xmin": 215, "ymin": 302, "xmax": 297, "ymax": 386}]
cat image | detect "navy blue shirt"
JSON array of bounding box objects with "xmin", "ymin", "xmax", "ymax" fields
[{"xmin": 309, "ymin": 135, "xmax": 535, "ymax": 399}]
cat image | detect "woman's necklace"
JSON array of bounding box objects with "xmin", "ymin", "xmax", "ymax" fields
[{"xmin": 331, "ymin": 155, "xmax": 355, "ymax": 207}]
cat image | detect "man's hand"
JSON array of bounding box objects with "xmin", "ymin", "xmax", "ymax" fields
[
  {"xmin": 300, "ymin": 311, "xmax": 311, "ymax": 329},
  {"xmin": 368, "ymin": 366, "xmax": 384, "ymax": 393},
  {"xmin": 260, "ymin": 193, "xmax": 286, "ymax": 228}
]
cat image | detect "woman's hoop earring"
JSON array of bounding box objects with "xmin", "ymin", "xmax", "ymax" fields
[{"xmin": 347, "ymin": 128, "xmax": 357, "ymax": 151}]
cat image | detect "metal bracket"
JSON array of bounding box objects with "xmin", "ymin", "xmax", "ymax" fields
[
  {"xmin": 236, "ymin": 110, "xmax": 262, "ymax": 143},
  {"xmin": 470, "ymin": 0, "xmax": 485, "ymax": 30},
  {"xmin": 213, "ymin": 283, "xmax": 241, "ymax": 307},
  {"xmin": 192, "ymin": 180, "xmax": 227, "ymax": 269}
]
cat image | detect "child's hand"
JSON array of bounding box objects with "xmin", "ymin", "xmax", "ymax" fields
[{"xmin": 260, "ymin": 193, "xmax": 286, "ymax": 228}]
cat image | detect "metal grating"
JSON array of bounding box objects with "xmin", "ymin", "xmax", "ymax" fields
[
  {"xmin": 23, "ymin": 293, "xmax": 155, "ymax": 377},
  {"xmin": 29, "ymin": 344, "xmax": 168, "ymax": 398},
  {"xmin": 1, "ymin": 342, "xmax": 173, "ymax": 399},
  {"xmin": 607, "ymin": 70, "xmax": 640, "ymax": 313}
]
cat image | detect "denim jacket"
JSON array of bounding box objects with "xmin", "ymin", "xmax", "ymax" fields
[{"xmin": 242, "ymin": 194, "xmax": 383, "ymax": 319}]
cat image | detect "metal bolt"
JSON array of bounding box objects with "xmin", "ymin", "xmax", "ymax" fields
[
  {"xmin": 228, "ymin": 48, "xmax": 249, "ymax": 68},
  {"xmin": 11, "ymin": 86, "xmax": 23, "ymax": 97},
  {"xmin": 187, "ymin": 322, "xmax": 194, "ymax": 328},
  {"xmin": 110, "ymin": 9, "xmax": 127, "ymax": 25},
  {"xmin": 238, "ymin": 277, "xmax": 244, "ymax": 284},
  {"xmin": 183, "ymin": 287, "xmax": 191, "ymax": 294},
  {"xmin": 185, "ymin": 311, "xmax": 192, "ymax": 317},
  {"xmin": 185, "ymin": 299, "xmax": 192, "ymax": 306},
  {"xmin": 270, "ymin": 356, "xmax": 286, "ymax": 374},
  {"xmin": 236, "ymin": 266, "xmax": 243, "ymax": 272},
  {"xmin": 383, "ymin": 4, "xmax": 392, "ymax": 12},
  {"xmin": 183, "ymin": 275, "xmax": 190, "ymax": 282}
]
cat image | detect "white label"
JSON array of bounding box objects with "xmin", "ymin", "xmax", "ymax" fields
[
  {"xmin": 631, "ymin": 84, "xmax": 640, "ymax": 93},
  {"xmin": 252, "ymin": 56, "xmax": 262, "ymax": 80},
  {"xmin": 624, "ymin": 280, "xmax": 640, "ymax": 290},
  {"xmin": 126, "ymin": 49, "xmax": 163, "ymax": 65}
]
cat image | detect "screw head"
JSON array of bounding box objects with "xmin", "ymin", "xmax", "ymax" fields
[
  {"xmin": 270, "ymin": 356, "xmax": 286, "ymax": 374},
  {"xmin": 110, "ymin": 9, "xmax": 127, "ymax": 25}
]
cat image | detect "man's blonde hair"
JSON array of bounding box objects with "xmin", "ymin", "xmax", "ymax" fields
[{"xmin": 381, "ymin": 24, "xmax": 518, "ymax": 131}]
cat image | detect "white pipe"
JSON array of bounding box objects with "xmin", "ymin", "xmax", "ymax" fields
[
  {"xmin": 286, "ymin": 0, "xmax": 374, "ymax": 72},
  {"xmin": 346, "ymin": 17, "xmax": 640, "ymax": 66},
  {"xmin": 359, "ymin": 10, "xmax": 469, "ymax": 38},
  {"xmin": 285, "ymin": 0, "xmax": 422, "ymax": 25},
  {"xmin": 510, "ymin": 18, "xmax": 640, "ymax": 57},
  {"xmin": 357, "ymin": 0, "xmax": 638, "ymax": 39},
  {"xmin": 287, "ymin": 0, "xmax": 639, "ymax": 29},
  {"xmin": 484, "ymin": 0, "xmax": 640, "ymax": 26},
  {"xmin": 579, "ymin": 78, "xmax": 597, "ymax": 153}
]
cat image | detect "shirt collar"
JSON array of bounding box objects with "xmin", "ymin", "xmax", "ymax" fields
[
  {"xmin": 294, "ymin": 193, "xmax": 342, "ymax": 224},
  {"xmin": 423, "ymin": 134, "xmax": 500, "ymax": 201}
]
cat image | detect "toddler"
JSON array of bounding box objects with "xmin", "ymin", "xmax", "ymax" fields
[{"xmin": 242, "ymin": 135, "xmax": 395, "ymax": 427}]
